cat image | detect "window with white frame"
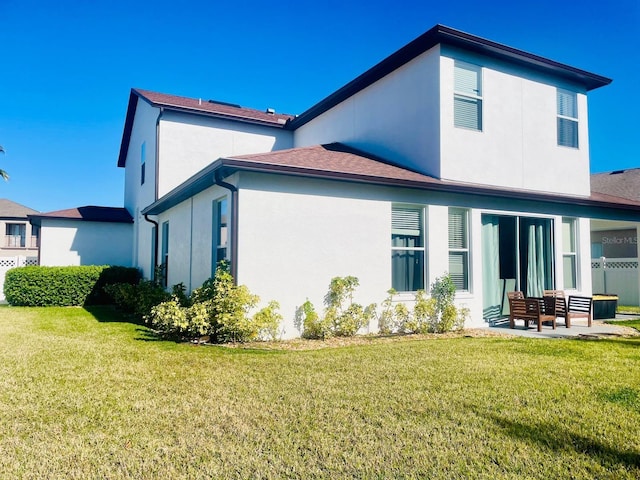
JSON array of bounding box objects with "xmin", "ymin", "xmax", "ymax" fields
[
  {"xmin": 5, "ymin": 223, "xmax": 26, "ymax": 248},
  {"xmin": 448, "ymin": 208, "xmax": 469, "ymax": 291},
  {"xmin": 454, "ymin": 61, "xmax": 482, "ymax": 131},
  {"xmin": 391, "ymin": 205, "xmax": 425, "ymax": 292},
  {"xmin": 140, "ymin": 141, "xmax": 146, "ymax": 185},
  {"xmin": 562, "ymin": 218, "xmax": 578, "ymax": 289},
  {"xmin": 557, "ymin": 89, "xmax": 578, "ymax": 148},
  {"xmin": 213, "ymin": 197, "xmax": 229, "ymax": 272}
]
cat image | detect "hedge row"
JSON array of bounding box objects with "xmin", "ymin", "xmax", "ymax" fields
[{"xmin": 4, "ymin": 266, "xmax": 141, "ymax": 306}]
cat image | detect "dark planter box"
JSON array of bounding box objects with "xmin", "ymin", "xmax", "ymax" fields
[{"xmin": 593, "ymin": 294, "xmax": 618, "ymax": 320}]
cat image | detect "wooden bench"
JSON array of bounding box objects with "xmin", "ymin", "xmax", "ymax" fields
[{"xmin": 509, "ymin": 297, "xmax": 557, "ymax": 332}]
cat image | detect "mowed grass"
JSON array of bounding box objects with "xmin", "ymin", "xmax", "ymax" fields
[
  {"xmin": 606, "ymin": 318, "xmax": 640, "ymax": 332},
  {"xmin": 1, "ymin": 307, "xmax": 639, "ymax": 479}
]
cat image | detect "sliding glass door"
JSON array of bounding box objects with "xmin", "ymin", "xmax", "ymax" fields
[{"xmin": 482, "ymin": 214, "xmax": 554, "ymax": 324}]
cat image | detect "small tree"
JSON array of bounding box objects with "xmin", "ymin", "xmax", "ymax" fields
[{"xmin": 0, "ymin": 145, "xmax": 9, "ymax": 180}]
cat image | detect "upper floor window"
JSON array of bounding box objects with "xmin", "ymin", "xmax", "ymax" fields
[
  {"xmin": 391, "ymin": 205, "xmax": 425, "ymax": 292},
  {"xmin": 5, "ymin": 223, "xmax": 26, "ymax": 248},
  {"xmin": 140, "ymin": 141, "xmax": 146, "ymax": 185},
  {"xmin": 557, "ymin": 89, "xmax": 578, "ymax": 148},
  {"xmin": 448, "ymin": 208, "xmax": 469, "ymax": 291},
  {"xmin": 454, "ymin": 61, "xmax": 483, "ymax": 131}
]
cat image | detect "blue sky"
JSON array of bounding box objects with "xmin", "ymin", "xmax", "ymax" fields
[{"xmin": 1, "ymin": 0, "xmax": 638, "ymax": 212}]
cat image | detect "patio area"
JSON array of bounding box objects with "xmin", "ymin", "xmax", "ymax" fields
[{"xmin": 485, "ymin": 315, "xmax": 640, "ymax": 339}]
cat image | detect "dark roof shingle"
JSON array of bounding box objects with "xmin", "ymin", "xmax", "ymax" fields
[
  {"xmin": 142, "ymin": 143, "xmax": 640, "ymax": 216},
  {"xmin": 0, "ymin": 198, "xmax": 39, "ymax": 218},
  {"xmin": 29, "ymin": 206, "xmax": 133, "ymax": 224},
  {"xmin": 134, "ymin": 89, "xmax": 294, "ymax": 126},
  {"xmin": 591, "ymin": 168, "xmax": 640, "ymax": 202}
]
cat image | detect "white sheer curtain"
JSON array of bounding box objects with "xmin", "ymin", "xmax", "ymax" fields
[
  {"xmin": 482, "ymin": 215, "xmax": 501, "ymax": 322},
  {"xmin": 526, "ymin": 221, "xmax": 547, "ymax": 297}
]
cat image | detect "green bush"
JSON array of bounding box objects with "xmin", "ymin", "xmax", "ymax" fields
[
  {"xmin": 147, "ymin": 263, "xmax": 281, "ymax": 343},
  {"xmin": 297, "ymin": 300, "xmax": 330, "ymax": 340},
  {"xmin": 300, "ymin": 276, "xmax": 376, "ymax": 339},
  {"xmin": 4, "ymin": 265, "xmax": 140, "ymax": 307},
  {"xmin": 104, "ymin": 280, "xmax": 171, "ymax": 320},
  {"xmin": 376, "ymin": 273, "xmax": 468, "ymax": 335}
]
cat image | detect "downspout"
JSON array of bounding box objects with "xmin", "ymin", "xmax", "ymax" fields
[
  {"xmin": 214, "ymin": 169, "xmax": 239, "ymax": 283},
  {"xmin": 144, "ymin": 214, "xmax": 159, "ymax": 281}
]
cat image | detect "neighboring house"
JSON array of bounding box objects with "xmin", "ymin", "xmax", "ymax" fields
[
  {"xmin": 590, "ymin": 169, "xmax": 640, "ymax": 304},
  {"xmin": 28, "ymin": 206, "xmax": 133, "ymax": 267},
  {"xmin": 0, "ymin": 198, "xmax": 39, "ymax": 258},
  {"xmin": 117, "ymin": 24, "xmax": 640, "ymax": 338},
  {"xmin": 0, "ymin": 199, "xmax": 39, "ymax": 302}
]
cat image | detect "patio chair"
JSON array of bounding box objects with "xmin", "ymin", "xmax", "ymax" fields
[
  {"xmin": 507, "ymin": 291, "xmax": 524, "ymax": 328},
  {"xmin": 509, "ymin": 297, "xmax": 556, "ymax": 332},
  {"xmin": 543, "ymin": 289, "xmax": 569, "ymax": 328},
  {"xmin": 566, "ymin": 296, "xmax": 593, "ymax": 328}
]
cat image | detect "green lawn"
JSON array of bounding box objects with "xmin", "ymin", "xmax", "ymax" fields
[
  {"xmin": 617, "ymin": 305, "xmax": 640, "ymax": 315},
  {"xmin": 605, "ymin": 317, "xmax": 640, "ymax": 332},
  {"xmin": 1, "ymin": 306, "xmax": 639, "ymax": 479}
]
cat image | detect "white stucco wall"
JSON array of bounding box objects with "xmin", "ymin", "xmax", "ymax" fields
[
  {"xmin": 151, "ymin": 171, "xmax": 599, "ymax": 339},
  {"xmin": 156, "ymin": 183, "xmax": 232, "ymax": 291},
  {"xmin": 294, "ymin": 44, "xmax": 592, "ymax": 197},
  {"xmin": 123, "ymin": 100, "xmax": 158, "ymax": 217},
  {"xmin": 158, "ymin": 112, "xmax": 293, "ymax": 197},
  {"xmin": 293, "ymin": 47, "xmax": 442, "ymax": 177},
  {"xmin": 439, "ymin": 47, "xmax": 591, "ymax": 196},
  {"xmin": 237, "ymin": 175, "xmax": 392, "ymax": 339},
  {"xmin": 39, "ymin": 219, "xmax": 133, "ymax": 267},
  {"xmin": 122, "ymin": 99, "xmax": 158, "ymax": 276}
]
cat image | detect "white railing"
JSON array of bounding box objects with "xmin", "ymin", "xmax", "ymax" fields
[{"xmin": 3, "ymin": 235, "xmax": 39, "ymax": 248}]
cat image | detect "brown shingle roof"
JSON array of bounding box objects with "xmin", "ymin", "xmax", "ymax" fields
[
  {"xmin": 142, "ymin": 143, "xmax": 640, "ymax": 216},
  {"xmin": 231, "ymin": 143, "xmax": 441, "ymax": 184},
  {"xmin": 29, "ymin": 206, "xmax": 133, "ymax": 224},
  {"xmin": 591, "ymin": 169, "xmax": 640, "ymax": 202},
  {"xmin": 0, "ymin": 198, "xmax": 39, "ymax": 218},
  {"xmin": 118, "ymin": 89, "xmax": 294, "ymax": 168},
  {"xmin": 134, "ymin": 89, "xmax": 294, "ymax": 126}
]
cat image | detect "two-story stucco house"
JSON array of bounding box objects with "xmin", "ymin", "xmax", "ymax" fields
[{"xmin": 117, "ymin": 25, "xmax": 640, "ymax": 338}]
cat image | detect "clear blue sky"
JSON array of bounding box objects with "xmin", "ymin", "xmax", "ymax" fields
[{"xmin": 1, "ymin": 0, "xmax": 638, "ymax": 212}]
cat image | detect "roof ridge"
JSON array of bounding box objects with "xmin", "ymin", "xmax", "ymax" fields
[{"xmin": 133, "ymin": 88, "xmax": 295, "ymax": 120}]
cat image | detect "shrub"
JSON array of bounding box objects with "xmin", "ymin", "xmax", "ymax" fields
[
  {"xmin": 324, "ymin": 276, "xmax": 377, "ymax": 337},
  {"xmin": 300, "ymin": 276, "xmax": 376, "ymax": 338},
  {"xmin": 251, "ymin": 301, "xmax": 283, "ymax": 341},
  {"xmin": 411, "ymin": 290, "xmax": 437, "ymax": 334},
  {"xmin": 376, "ymin": 273, "xmax": 467, "ymax": 335},
  {"xmin": 105, "ymin": 279, "xmax": 171, "ymax": 320},
  {"xmin": 297, "ymin": 300, "xmax": 330, "ymax": 340},
  {"xmin": 4, "ymin": 265, "xmax": 140, "ymax": 307},
  {"xmin": 427, "ymin": 274, "xmax": 467, "ymax": 333},
  {"xmin": 147, "ymin": 263, "xmax": 281, "ymax": 343}
]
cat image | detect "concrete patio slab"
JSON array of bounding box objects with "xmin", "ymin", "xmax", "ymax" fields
[{"xmin": 484, "ymin": 315, "xmax": 639, "ymax": 339}]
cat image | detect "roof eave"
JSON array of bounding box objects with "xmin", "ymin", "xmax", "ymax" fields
[
  {"xmin": 154, "ymin": 104, "xmax": 291, "ymax": 129},
  {"xmin": 117, "ymin": 90, "xmax": 140, "ymax": 168},
  {"xmin": 117, "ymin": 89, "xmax": 292, "ymax": 168},
  {"xmin": 290, "ymin": 24, "xmax": 611, "ymax": 129},
  {"xmin": 142, "ymin": 157, "xmax": 640, "ymax": 216}
]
